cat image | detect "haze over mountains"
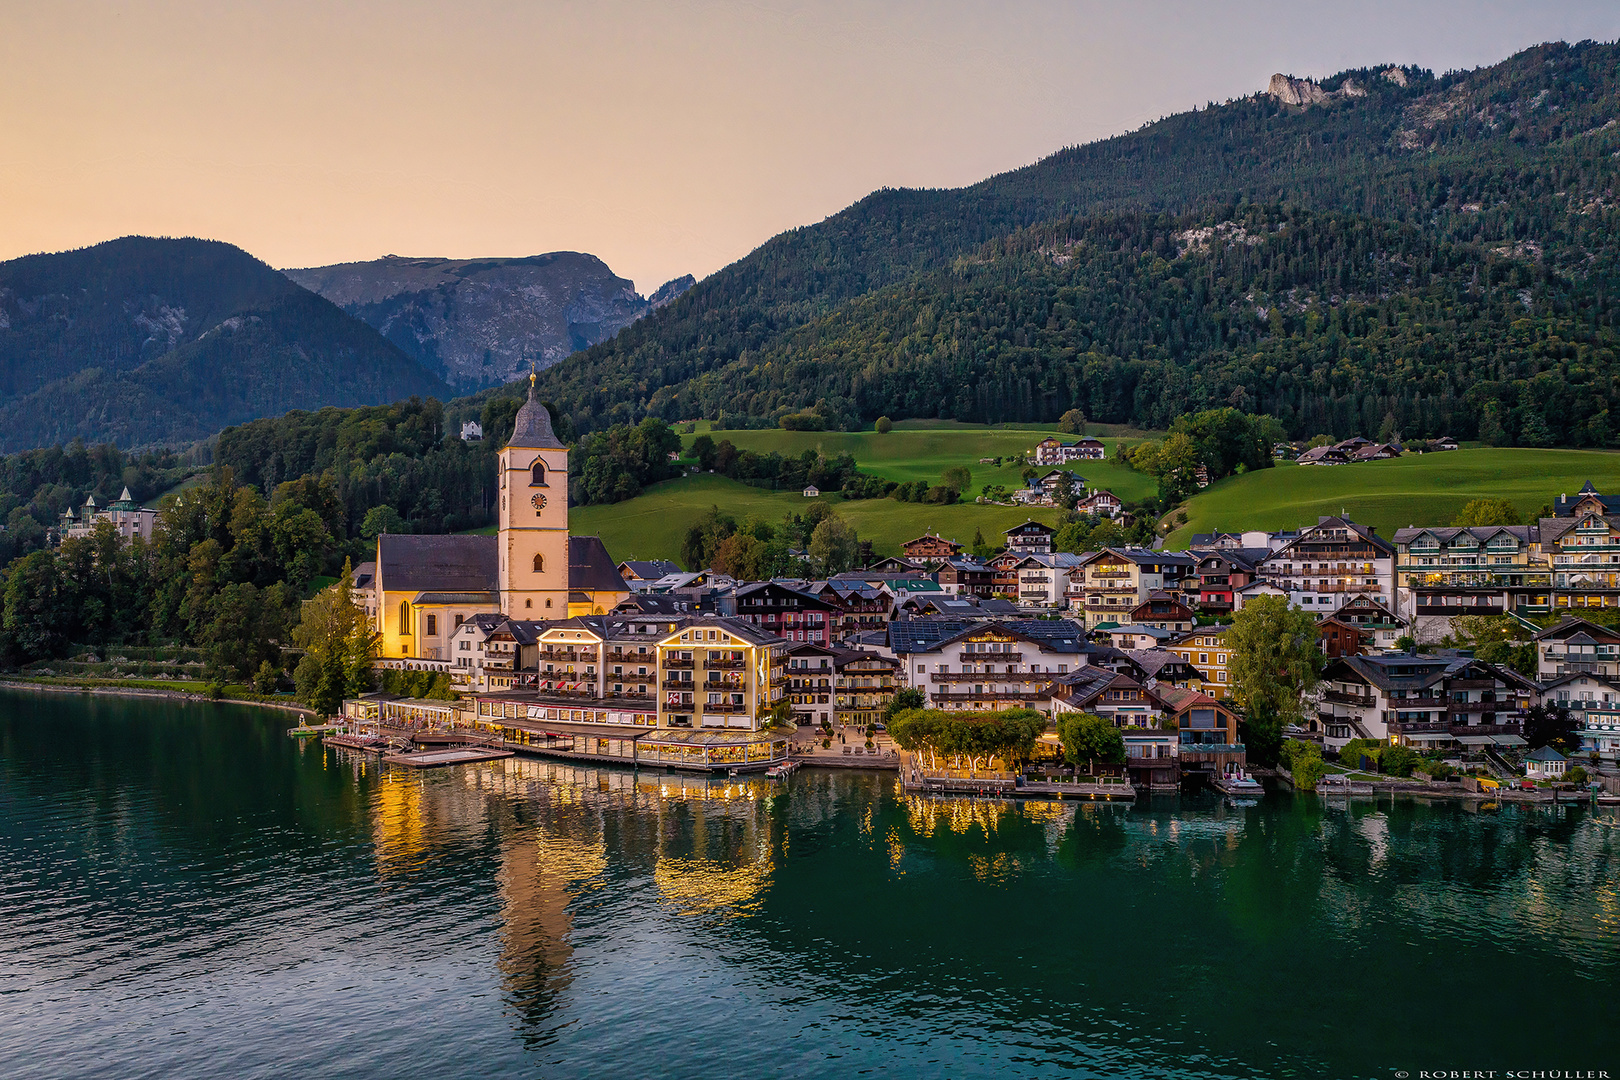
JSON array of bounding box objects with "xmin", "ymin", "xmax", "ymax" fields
[
  {"xmin": 520, "ymin": 40, "xmax": 1620, "ymax": 448},
  {"xmin": 3, "ymin": 39, "xmax": 1618, "ymax": 456},
  {"xmin": 285, "ymin": 255, "xmax": 693, "ymax": 391}
]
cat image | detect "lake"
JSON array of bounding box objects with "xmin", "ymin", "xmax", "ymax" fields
[{"xmin": 1, "ymin": 689, "xmax": 1616, "ymax": 1079}]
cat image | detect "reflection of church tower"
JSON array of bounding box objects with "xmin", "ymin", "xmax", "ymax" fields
[{"xmin": 499, "ymin": 374, "xmax": 570, "ymax": 616}]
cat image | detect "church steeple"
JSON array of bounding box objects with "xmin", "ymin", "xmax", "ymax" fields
[
  {"xmin": 506, "ymin": 370, "xmax": 565, "ymax": 450},
  {"xmin": 497, "ymin": 368, "xmax": 569, "ymax": 616}
]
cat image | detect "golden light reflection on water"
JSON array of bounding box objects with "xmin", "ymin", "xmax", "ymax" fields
[
  {"xmin": 902, "ymin": 794, "xmax": 1010, "ymax": 837},
  {"xmin": 654, "ymin": 840, "xmax": 773, "ymax": 916},
  {"xmin": 371, "ymin": 772, "xmax": 428, "ymax": 871}
]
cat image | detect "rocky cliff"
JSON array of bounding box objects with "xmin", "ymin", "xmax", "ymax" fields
[{"xmin": 285, "ymin": 253, "xmax": 691, "ymax": 390}]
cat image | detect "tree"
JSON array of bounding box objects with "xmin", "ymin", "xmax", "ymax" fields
[
  {"xmin": 291, "ymin": 561, "xmax": 376, "ymax": 716},
  {"xmin": 1522, "ymin": 703, "xmax": 1578, "ymax": 752},
  {"xmin": 1447, "ymin": 614, "xmax": 1535, "ymax": 674},
  {"xmin": 881, "ymin": 687, "xmax": 925, "ymax": 725},
  {"xmin": 941, "ymin": 465, "xmax": 972, "ymax": 495},
  {"xmin": 1279, "ymin": 739, "xmax": 1327, "ymax": 790},
  {"xmin": 874, "ymin": 416, "xmax": 893, "ymax": 434},
  {"xmin": 1380, "ymin": 744, "xmax": 1420, "ymax": 777},
  {"xmin": 1057, "ymin": 409, "xmax": 1087, "ymax": 434},
  {"xmin": 690, "ymin": 433, "xmax": 717, "ymax": 471},
  {"xmin": 1227, "ymin": 595, "xmax": 1325, "ymax": 744},
  {"xmin": 808, "ymin": 516, "xmax": 858, "ymax": 576},
  {"xmin": 360, "ymin": 504, "xmax": 409, "ymax": 539},
  {"xmin": 1452, "ymin": 498, "xmax": 1522, "ymax": 526},
  {"xmin": 1055, "ymin": 712, "xmax": 1125, "ymax": 771}
]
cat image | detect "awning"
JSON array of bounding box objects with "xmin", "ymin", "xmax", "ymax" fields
[
  {"xmin": 1493, "ymin": 734, "xmax": 1527, "ymax": 747},
  {"xmin": 1456, "ymin": 735, "xmax": 1496, "ymax": 746},
  {"xmin": 1404, "ymin": 731, "xmax": 1455, "ymax": 742}
]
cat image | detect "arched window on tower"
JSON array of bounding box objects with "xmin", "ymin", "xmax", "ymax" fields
[
  {"xmin": 398, "ymin": 601, "xmax": 412, "ymax": 635},
  {"xmin": 533, "ymin": 554, "xmax": 544, "ymax": 573},
  {"xmin": 531, "ymin": 460, "xmax": 546, "ymax": 486}
]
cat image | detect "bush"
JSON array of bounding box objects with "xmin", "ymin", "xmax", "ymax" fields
[
  {"xmin": 1381, "ymin": 744, "xmax": 1421, "ymax": 778},
  {"xmin": 1565, "ymin": 765, "xmax": 1589, "ymax": 785},
  {"xmin": 875, "ymin": 416, "xmax": 893, "ymax": 434}
]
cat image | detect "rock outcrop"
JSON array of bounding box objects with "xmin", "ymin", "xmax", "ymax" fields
[
  {"xmin": 286, "ymin": 253, "xmax": 690, "ymax": 390},
  {"xmin": 1268, "ymin": 73, "xmax": 1369, "ymax": 107}
]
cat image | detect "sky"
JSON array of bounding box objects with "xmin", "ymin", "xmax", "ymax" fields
[{"xmin": 3, "ymin": 1, "xmax": 1620, "ymax": 293}]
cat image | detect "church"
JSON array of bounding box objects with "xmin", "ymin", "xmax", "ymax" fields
[{"xmin": 368, "ymin": 378, "xmax": 630, "ymax": 660}]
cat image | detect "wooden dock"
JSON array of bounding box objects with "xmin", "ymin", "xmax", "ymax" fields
[
  {"xmin": 322, "ymin": 732, "xmax": 392, "ymax": 753},
  {"xmin": 380, "ymin": 746, "xmax": 516, "ymax": 769}
]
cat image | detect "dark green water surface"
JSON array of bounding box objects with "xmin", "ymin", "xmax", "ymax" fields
[{"xmin": 1, "ymin": 689, "xmax": 1617, "ymax": 1079}]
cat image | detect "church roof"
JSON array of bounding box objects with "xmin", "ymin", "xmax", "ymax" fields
[
  {"xmin": 569, "ymin": 536, "xmax": 629, "ymax": 593},
  {"xmin": 378, "ymin": 534, "xmax": 498, "ymax": 593},
  {"xmin": 507, "ymin": 379, "xmax": 567, "ymax": 450}
]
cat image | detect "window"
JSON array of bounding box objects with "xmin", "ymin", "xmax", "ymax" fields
[
  {"xmin": 531, "ymin": 460, "xmax": 546, "ymax": 486},
  {"xmin": 398, "ymin": 602, "xmax": 411, "ymax": 635},
  {"xmin": 525, "ymin": 599, "xmax": 532, "ymax": 609},
  {"xmin": 533, "ymin": 553, "xmax": 544, "ymax": 573},
  {"xmin": 546, "ymin": 598, "xmax": 552, "ymax": 608},
  {"xmin": 426, "ymin": 614, "xmax": 438, "ymax": 636}
]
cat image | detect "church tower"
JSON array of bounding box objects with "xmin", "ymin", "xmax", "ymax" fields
[{"xmin": 498, "ymin": 375, "xmax": 571, "ymax": 616}]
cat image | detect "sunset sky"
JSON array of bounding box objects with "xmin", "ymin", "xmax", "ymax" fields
[{"xmin": 4, "ymin": 1, "xmax": 1619, "ymax": 292}]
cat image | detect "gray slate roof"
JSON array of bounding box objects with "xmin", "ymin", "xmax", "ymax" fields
[{"xmin": 379, "ymin": 534, "xmax": 498, "ymax": 593}]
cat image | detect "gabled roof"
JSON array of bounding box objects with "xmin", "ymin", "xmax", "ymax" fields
[
  {"xmin": 1526, "ymin": 746, "xmax": 1566, "ymax": 762},
  {"xmin": 378, "ymin": 534, "xmax": 498, "ymax": 593},
  {"xmin": 887, "ymin": 617, "xmax": 1090, "ymax": 655},
  {"xmin": 619, "ymin": 559, "xmax": 683, "ymax": 580},
  {"xmin": 1538, "ymin": 670, "xmax": 1620, "ymax": 692},
  {"xmin": 1532, "ymin": 616, "xmax": 1620, "ymax": 643},
  {"xmin": 1156, "ymin": 685, "xmax": 1222, "ymax": 712},
  {"xmin": 570, "ymin": 536, "xmax": 628, "ymax": 593}
]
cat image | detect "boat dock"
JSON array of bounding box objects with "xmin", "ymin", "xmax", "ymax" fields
[
  {"xmin": 288, "ymin": 724, "xmax": 346, "ymax": 737},
  {"xmin": 380, "ymin": 746, "xmax": 516, "ymax": 769},
  {"xmin": 901, "ymin": 773, "xmax": 1135, "ymax": 801},
  {"xmin": 323, "ymin": 732, "xmax": 392, "ymax": 753}
]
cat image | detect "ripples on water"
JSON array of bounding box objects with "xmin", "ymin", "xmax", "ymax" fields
[{"xmin": 1, "ymin": 691, "xmax": 1617, "ymax": 1079}]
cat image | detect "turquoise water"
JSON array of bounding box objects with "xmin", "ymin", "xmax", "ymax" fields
[{"xmin": 1, "ymin": 689, "xmax": 1617, "ymax": 1079}]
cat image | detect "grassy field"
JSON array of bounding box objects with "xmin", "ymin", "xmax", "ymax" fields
[
  {"xmin": 681, "ymin": 423, "xmax": 1159, "ymax": 500},
  {"xmin": 570, "ymin": 474, "xmax": 1066, "ymax": 566},
  {"xmin": 1164, "ymin": 448, "xmax": 1620, "ymax": 547}
]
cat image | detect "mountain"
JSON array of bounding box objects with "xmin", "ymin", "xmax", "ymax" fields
[
  {"xmin": 0, "ymin": 237, "xmax": 449, "ymax": 452},
  {"xmin": 519, "ymin": 40, "xmax": 1620, "ymax": 445},
  {"xmin": 284, "ymin": 254, "xmax": 694, "ymax": 391}
]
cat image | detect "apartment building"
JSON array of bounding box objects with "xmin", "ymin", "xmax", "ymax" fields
[
  {"xmin": 1075, "ymin": 548, "xmax": 1197, "ymax": 629},
  {"xmin": 1539, "ymin": 671, "xmax": 1620, "ymax": 760},
  {"xmin": 1033, "ymin": 436, "xmax": 1106, "ymax": 465},
  {"xmin": 1318, "ymin": 596, "xmax": 1406, "ymax": 656},
  {"xmin": 734, "ymin": 581, "xmax": 835, "ymax": 645},
  {"xmin": 889, "ymin": 618, "xmax": 1092, "ymax": 711},
  {"xmin": 834, "ymin": 649, "xmax": 901, "ymax": 727},
  {"xmin": 1013, "ymin": 552, "xmax": 1086, "ymax": 607},
  {"xmin": 1005, "ymin": 519, "xmax": 1056, "ymax": 555},
  {"xmin": 1390, "ymin": 525, "xmax": 1546, "ymax": 633},
  {"xmin": 784, "ymin": 642, "xmax": 837, "ymax": 726},
  {"xmin": 1541, "ymin": 484, "xmax": 1620, "ymax": 616},
  {"xmin": 1314, "ymin": 654, "xmax": 1536, "ymax": 753},
  {"xmin": 1257, "ymin": 516, "xmax": 1395, "ymax": 614},
  {"xmin": 1167, "ymin": 626, "xmax": 1234, "ymax": 699},
  {"xmin": 1532, "ymin": 616, "xmax": 1620, "ymax": 680}
]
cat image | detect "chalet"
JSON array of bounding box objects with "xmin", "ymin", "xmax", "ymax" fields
[
  {"xmin": 734, "ymin": 581, "xmax": 836, "ymax": 645},
  {"xmin": 1013, "ymin": 552, "xmax": 1087, "ymax": 607},
  {"xmin": 1073, "ymin": 488, "xmax": 1123, "ymax": 518},
  {"xmin": 1004, "ymin": 519, "xmax": 1056, "ymax": 556},
  {"xmin": 1391, "ymin": 524, "xmax": 1542, "ymax": 631},
  {"xmin": 618, "ymin": 559, "xmax": 684, "ymax": 586},
  {"xmin": 1191, "ymin": 549, "xmax": 1266, "ymax": 615},
  {"xmin": 833, "ymin": 648, "xmax": 902, "ymax": 727},
  {"xmin": 1033, "ymin": 436, "xmax": 1106, "ymax": 465},
  {"xmin": 1524, "ymin": 746, "xmax": 1568, "ymax": 779},
  {"xmin": 1049, "ymin": 667, "xmax": 1163, "ymax": 727},
  {"xmin": 937, "ymin": 557, "xmax": 997, "ymax": 598},
  {"xmin": 1323, "ymin": 595, "xmax": 1405, "ymax": 653},
  {"xmin": 1037, "ymin": 469, "xmax": 1085, "ymax": 495},
  {"xmin": 1104, "ymin": 625, "xmax": 1176, "ymax": 650},
  {"xmin": 809, "ymin": 582, "xmax": 894, "ymax": 642},
  {"xmin": 1075, "ymin": 548, "xmax": 1198, "ymax": 629},
  {"xmin": 1128, "ymin": 591, "xmax": 1195, "ymax": 632},
  {"xmin": 1349, "ymin": 442, "xmax": 1400, "ymax": 462},
  {"xmin": 1434, "ymin": 436, "xmax": 1460, "ymax": 451},
  {"xmin": 900, "ymin": 533, "xmax": 963, "ymax": 563},
  {"xmin": 1157, "ymin": 686, "xmax": 1245, "ymax": 778},
  {"xmin": 1296, "ymin": 446, "xmax": 1349, "ymax": 466}
]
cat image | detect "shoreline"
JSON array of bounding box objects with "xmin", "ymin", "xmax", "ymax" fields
[{"xmin": 0, "ymin": 679, "xmax": 317, "ymax": 721}]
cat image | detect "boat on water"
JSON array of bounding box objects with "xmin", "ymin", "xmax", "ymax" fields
[
  {"xmin": 1596, "ymin": 793, "xmax": 1620, "ymax": 806},
  {"xmin": 765, "ymin": 761, "xmax": 800, "ymax": 780},
  {"xmin": 287, "ymin": 724, "xmax": 343, "ymax": 737},
  {"xmin": 1213, "ymin": 769, "xmax": 1264, "ymax": 797}
]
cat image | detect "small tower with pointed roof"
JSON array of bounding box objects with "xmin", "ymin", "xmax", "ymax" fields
[{"xmin": 496, "ymin": 371, "xmax": 571, "ymax": 615}]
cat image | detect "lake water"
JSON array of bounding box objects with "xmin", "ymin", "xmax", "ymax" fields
[{"xmin": 1, "ymin": 689, "xmax": 1617, "ymax": 1079}]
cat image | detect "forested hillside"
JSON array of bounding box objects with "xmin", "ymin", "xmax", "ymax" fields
[
  {"xmin": 520, "ymin": 40, "xmax": 1620, "ymax": 440},
  {"xmin": 0, "ymin": 237, "xmax": 448, "ymax": 450}
]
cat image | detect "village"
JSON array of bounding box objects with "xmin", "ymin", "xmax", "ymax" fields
[{"xmin": 302, "ymin": 390, "xmax": 1620, "ymax": 801}]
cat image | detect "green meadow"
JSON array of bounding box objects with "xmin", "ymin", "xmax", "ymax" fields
[
  {"xmin": 1164, "ymin": 448, "xmax": 1620, "ymax": 547},
  {"xmin": 682, "ymin": 421, "xmax": 1159, "ymax": 500},
  {"xmin": 570, "ymin": 474, "xmax": 1068, "ymax": 566}
]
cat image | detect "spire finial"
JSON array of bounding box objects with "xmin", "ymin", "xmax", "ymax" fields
[{"xmin": 529, "ymin": 361, "xmax": 537, "ymax": 396}]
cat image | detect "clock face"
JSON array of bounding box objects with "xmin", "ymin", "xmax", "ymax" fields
[{"xmin": 530, "ymin": 492, "xmax": 547, "ymax": 510}]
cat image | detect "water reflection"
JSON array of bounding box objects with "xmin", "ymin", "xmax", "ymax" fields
[{"xmin": 4, "ymin": 690, "xmax": 1619, "ymax": 1080}]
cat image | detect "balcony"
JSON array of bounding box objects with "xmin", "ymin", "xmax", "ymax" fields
[
  {"xmin": 932, "ymin": 671, "xmax": 1053, "ymax": 684},
  {"xmin": 929, "ymin": 690, "xmax": 1049, "ymax": 702},
  {"xmin": 705, "ymin": 658, "xmax": 745, "ymax": 670},
  {"xmin": 1179, "ymin": 745, "xmax": 1246, "ymax": 760},
  {"xmin": 661, "ymin": 677, "xmax": 695, "ymax": 690},
  {"xmin": 1321, "ymin": 689, "xmax": 1375, "ymax": 708},
  {"xmin": 701, "ymin": 700, "xmax": 748, "ymax": 714},
  {"xmin": 664, "ymin": 658, "xmax": 694, "ymax": 670}
]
